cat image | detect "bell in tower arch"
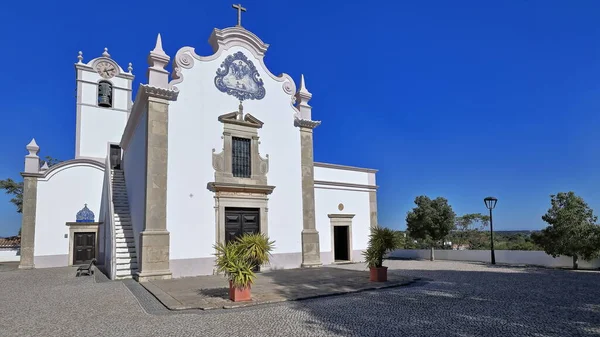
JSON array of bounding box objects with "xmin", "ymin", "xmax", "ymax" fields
[{"xmin": 98, "ymin": 81, "xmax": 113, "ymax": 108}]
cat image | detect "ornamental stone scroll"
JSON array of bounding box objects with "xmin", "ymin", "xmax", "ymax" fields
[{"xmin": 211, "ymin": 106, "xmax": 269, "ymax": 187}]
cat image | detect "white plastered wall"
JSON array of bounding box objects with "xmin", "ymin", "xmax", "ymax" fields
[
  {"xmin": 315, "ymin": 187, "xmax": 371, "ymax": 264},
  {"xmin": 314, "ymin": 166, "xmax": 374, "ymax": 264},
  {"xmin": 314, "ymin": 166, "xmax": 371, "ymax": 186},
  {"xmin": 123, "ymin": 112, "xmax": 147, "ymax": 260},
  {"xmin": 78, "ymin": 69, "xmax": 130, "ymax": 159},
  {"xmin": 167, "ymin": 45, "xmax": 303, "ymax": 262},
  {"xmin": 34, "ymin": 164, "xmax": 104, "ymax": 267}
]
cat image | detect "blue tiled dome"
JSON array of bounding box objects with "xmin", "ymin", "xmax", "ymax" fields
[{"xmin": 76, "ymin": 204, "xmax": 95, "ymax": 223}]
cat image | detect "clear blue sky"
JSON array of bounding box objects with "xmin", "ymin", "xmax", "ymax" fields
[{"xmin": 1, "ymin": 0, "xmax": 600, "ymax": 236}]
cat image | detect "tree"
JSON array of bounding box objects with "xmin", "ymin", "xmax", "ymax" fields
[
  {"xmin": 452, "ymin": 213, "xmax": 490, "ymax": 250},
  {"xmin": 532, "ymin": 192, "xmax": 600, "ymax": 269},
  {"xmin": 0, "ymin": 156, "xmax": 61, "ymax": 214},
  {"xmin": 0, "ymin": 178, "xmax": 23, "ymax": 213},
  {"xmin": 406, "ymin": 195, "xmax": 456, "ymax": 261}
]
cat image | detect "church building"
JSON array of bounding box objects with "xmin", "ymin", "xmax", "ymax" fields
[{"xmin": 17, "ymin": 5, "xmax": 379, "ymax": 280}]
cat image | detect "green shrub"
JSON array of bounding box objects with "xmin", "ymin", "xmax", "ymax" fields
[
  {"xmin": 213, "ymin": 233, "xmax": 275, "ymax": 288},
  {"xmin": 363, "ymin": 227, "xmax": 402, "ymax": 268}
]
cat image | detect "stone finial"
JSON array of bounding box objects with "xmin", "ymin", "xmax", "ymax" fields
[
  {"xmin": 147, "ymin": 33, "xmax": 171, "ymax": 88},
  {"xmin": 77, "ymin": 51, "xmax": 83, "ymax": 64},
  {"xmin": 298, "ymin": 74, "xmax": 311, "ymax": 97},
  {"xmin": 152, "ymin": 33, "xmax": 165, "ymax": 54},
  {"xmin": 295, "ymin": 74, "xmax": 313, "ymax": 120},
  {"xmin": 26, "ymin": 138, "xmax": 39, "ymax": 156},
  {"xmin": 237, "ymin": 101, "xmax": 244, "ymax": 120},
  {"xmin": 128, "ymin": 62, "xmax": 133, "ymax": 73},
  {"xmin": 40, "ymin": 161, "xmax": 49, "ymax": 171},
  {"xmin": 24, "ymin": 138, "xmax": 40, "ymax": 173},
  {"xmin": 102, "ymin": 47, "xmax": 111, "ymax": 58}
]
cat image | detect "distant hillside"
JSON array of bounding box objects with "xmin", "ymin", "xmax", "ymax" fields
[{"xmin": 495, "ymin": 230, "xmax": 539, "ymax": 235}]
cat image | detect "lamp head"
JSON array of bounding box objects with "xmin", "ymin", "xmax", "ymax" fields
[{"xmin": 484, "ymin": 196, "xmax": 498, "ymax": 210}]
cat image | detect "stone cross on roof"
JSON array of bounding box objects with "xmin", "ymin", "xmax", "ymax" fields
[{"xmin": 232, "ymin": 3, "xmax": 247, "ymax": 27}]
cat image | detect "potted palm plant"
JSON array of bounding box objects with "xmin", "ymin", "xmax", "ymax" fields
[
  {"xmin": 363, "ymin": 227, "xmax": 401, "ymax": 282},
  {"xmin": 213, "ymin": 233, "xmax": 275, "ymax": 302}
]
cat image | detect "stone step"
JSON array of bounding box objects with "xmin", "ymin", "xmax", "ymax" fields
[
  {"xmin": 116, "ymin": 263, "xmax": 138, "ymax": 270},
  {"xmin": 114, "ymin": 217, "xmax": 131, "ymax": 221},
  {"xmin": 116, "ymin": 247, "xmax": 136, "ymax": 253},
  {"xmin": 115, "ymin": 269, "xmax": 137, "ymax": 278},
  {"xmin": 115, "ymin": 256, "xmax": 137, "ymax": 263},
  {"xmin": 115, "ymin": 224, "xmax": 132, "ymax": 229},
  {"xmin": 115, "ymin": 252, "xmax": 137, "ymax": 259},
  {"xmin": 116, "ymin": 237, "xmax": 134, "ymax": 242},
  {"xmin": 114, "ymin": 220, "xmax": 132, "ymax": 225},
  {"xmin": 117, "ymin": 242, "xmax": 135, "ymax": 251},
  {"xmin": 115, "ymin": 229, "xmax": 133, "ymax": 234},
  {"xmin": 115, "ymin": 232, "xmax": 134, "ymax": 239}
]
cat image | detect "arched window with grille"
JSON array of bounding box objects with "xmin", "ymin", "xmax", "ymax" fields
[{"xmin": 98, "ymin": 81, "xmax": 113, "ymax": 108}]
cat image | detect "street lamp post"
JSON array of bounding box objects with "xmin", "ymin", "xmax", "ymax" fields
[{"xmin": 484, "ymin": 196, "xmax": 498, "ymax": 265}]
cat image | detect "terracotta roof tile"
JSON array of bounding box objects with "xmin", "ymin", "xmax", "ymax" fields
[{"xmin": 0, "ymin": 236, "xmax": 20, "ymax": 248}]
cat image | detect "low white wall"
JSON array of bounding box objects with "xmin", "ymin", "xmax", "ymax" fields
[
  {"xmin": 35, "ymin": 163, "xmax": 104, "ymax": 267},
  {"xmin": 389, "ymin": 249, "xmax": 600, "ymax": 269},
  {"xmin": 0, "ymin": 249, "xmax": 20, "ymax": 262}
]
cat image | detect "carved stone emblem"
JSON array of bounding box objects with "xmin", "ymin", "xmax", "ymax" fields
[
  {"xmin": 214, "ymin": 51, "xmax": 266, "ymax": 101},
  {"xmin": 338, "ymin": 203, "xmax": 344, "ymax": 211}
]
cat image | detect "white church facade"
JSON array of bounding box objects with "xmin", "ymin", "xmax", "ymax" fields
[{"xmin": 17, "ymin": 10, "xmax": 379, "ymax": 280}]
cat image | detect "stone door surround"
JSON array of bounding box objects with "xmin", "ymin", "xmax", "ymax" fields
[
  {"xmin": 328, "ymin": 214, "xmax": 354, "ymax": 263},
  {"xmin": 65, "ymin": 222, "xmax": 100, "ymax": 266}
]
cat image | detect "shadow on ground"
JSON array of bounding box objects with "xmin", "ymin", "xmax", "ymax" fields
[
  {"xmin": 197, "ymin": 287, "xmax": 229, "ymax": 299},
  {"xmin": 0, "ymin": 261, "xmax": 19, "ymax": 272},
  {"xmin": 264, "ymin": 260, "xmax": 600, "ymax": 337}
]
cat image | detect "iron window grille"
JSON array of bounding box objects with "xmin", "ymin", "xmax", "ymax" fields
[{"xmin": 232, "ymin": 137, "xmax": 251, "ymax": 178}]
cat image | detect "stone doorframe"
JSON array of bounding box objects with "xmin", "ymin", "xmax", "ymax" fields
[
  {"xmin": 328, "ymin": 214, "xmax": 354, "ymax": 263},
  {"xmin": 210, "ymin": 188, "xmax": 274, "ymax": 247},
  {"xmin": 65, "ymin": 222, "xmax": 100, "ymax": 266}
]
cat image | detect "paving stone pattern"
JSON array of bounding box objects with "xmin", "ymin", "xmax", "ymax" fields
[
  {"xmin": 144, "ymin": 266, "xmax": 414, "ymax": 310},
  {"xmin": 1, "ymin": 261, "xmax": 600, "ymax": 337}
]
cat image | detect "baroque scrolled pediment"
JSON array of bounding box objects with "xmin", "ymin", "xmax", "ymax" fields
[{"xmin": 209, "ymin": 27, "xmax": 269, "ymax": 57}]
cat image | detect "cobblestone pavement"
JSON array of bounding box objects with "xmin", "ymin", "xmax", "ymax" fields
[{"xmin": 1, "ymin": 261, "xmax": 600, "ymax": 337}]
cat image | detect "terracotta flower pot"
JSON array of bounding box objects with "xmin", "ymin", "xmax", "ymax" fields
[
  {"xmin": 229, "ymin": 280, "xmax": 252, "ymax": 302},
  {"xmin": 369, "ymin": 266, "xmax": 388, "ymax": 282}
]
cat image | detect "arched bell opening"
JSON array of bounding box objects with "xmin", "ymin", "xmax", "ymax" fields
[{"xmin": 98, "ymin": 81, "xmax": 113, "ymax": 108}]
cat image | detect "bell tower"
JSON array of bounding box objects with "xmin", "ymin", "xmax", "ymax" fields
[{"xmin": 74, "ymin": 48, "xmax": 134, "ymax": 160}]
